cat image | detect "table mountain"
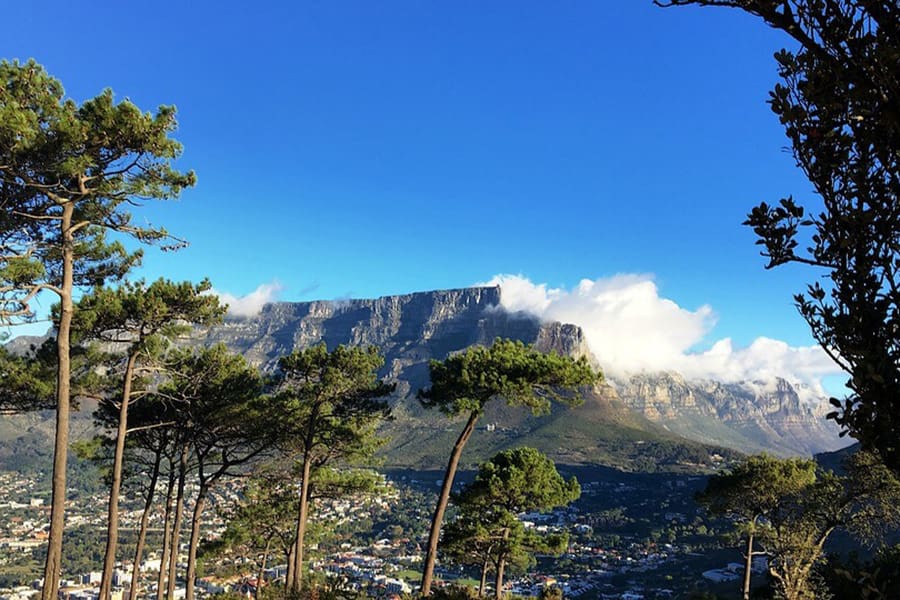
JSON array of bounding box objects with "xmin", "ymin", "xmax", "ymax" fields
[{"xmin": 198, "ymin": 285, "xmax": 846, "ymax": 468}]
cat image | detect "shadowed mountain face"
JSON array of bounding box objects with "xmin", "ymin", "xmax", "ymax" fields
[
  {"xmin": 201, "ymin": 286, "xmax": 590, "ymax": 403},
  {"xmin": 198, "ymin": 285, "xmax": 846, "ymax": 468}
]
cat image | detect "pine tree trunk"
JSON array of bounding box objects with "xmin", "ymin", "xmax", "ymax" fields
[
  {"xmin": 290, "ymin": 456, "xmax": 313, "ymax": 594},
  {"xmin": 185, "ymin": 484, "xmax": 208, "ymax": 600},
  {"xmin": 420, "ymin": 410, "xmax": 479, "ymax": 596},
  {"xmin": 130, "ymin": 450, "xmax": 162, "ymax": 600},
  {"xmin": 166, "ymin": 446, "xmax": 189, "ymax": 600},
  {"xmin": 742, "ymin": 533, "xmax": 754, "ymax": 600},
  {"xmin": 479, "ymin": 560, "xmax": 488, "ymax": 597},
  {"xmin": 41, "ymin": 201, "xmax": 75, "ymax": 600},
  {"xmin": 157, "ymin": 465, "xmax": 177, "ymax": 600},
  {"xmin": 494, "ymin": 559, "xmax": 505, "ymax": 600},
  {"xmin": 257, "ymin": 538, "xmax": 271, "ymax": 600},
  {"xmin": 285, "ymin": 544, "xmax": 295, "ymax": 591},
  {"xmin": 100, "ymin": 352, "xmax": 139, "ymax": 600}
]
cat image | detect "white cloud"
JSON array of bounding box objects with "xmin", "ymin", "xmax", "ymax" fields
[
  {"xmin": 482, "ymin": 274, "xmax": 841, "ymax": 393},
  {"xmin": 212, "ymin": 281, "xmax": 283, "ymax": 318}
]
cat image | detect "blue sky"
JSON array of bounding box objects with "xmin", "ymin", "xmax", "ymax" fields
[{"xmin": 3, "ymin": 2, "xmax": 843, "ymax": 390}]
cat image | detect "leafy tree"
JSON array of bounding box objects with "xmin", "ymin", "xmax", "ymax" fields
[
  {"xmin": 699, "ymin": 452, "xmax": 900, "ymax": 600},
  {"xmin": 450, "ymin": 448, "xmax": 578, "ymax": 599},
  {"xmin": 655, "ymin": 1, "xmax": 900, "ymax": 472},
  {"xmin": 74, "ymin": 279, "xmax": 224, "ymax": 600},
  {"xmin": 417, "ymin": 339, "xmax": 598, "ymax": 595},
  {"xmin": 0, "ymin": 59, "xmax": 194, "ymax": 598},
  {"xmin": 269, "ymin": 344, "xmax": 394, "ymax": 593},
  {"xmin": 441, "ymin": 503, "xmax": 498, "ymax": 597},
  {"xmin": 0, "ymin": 344, "xmax": 54, "ymax": 413},
  {"xmin": 156, "ymin": 345, "xmax": 272, "ymax": 600},
  {"xmin": 822, "ymin": 544, "xmax": 900, "ymax": 600},
  {"xmin": 120, "ymin": 396, "xmax": 177, "ymax": 600},
  {"xmin": 214, "ymin": 468, "xmax": 299, "ymax": 600},
  {"xmin": 698, "ymin": 454, "xmax": 817, "ymax": 600}
]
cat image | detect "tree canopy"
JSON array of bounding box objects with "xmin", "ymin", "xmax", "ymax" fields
[
  {"xmin": 270, "ymin": 343, "xmax": 394, "ymax": 592},
  {"xmin": 698, "ymin": 452, "xmax": 900, "ymax": 600},
  {"xmin": 0, "ymin": 59, "xmax": 195, "ymax": 598},
  {"xmin": 418, "ymin": 338, "xmax": 598, "ymax": 596},
  {"xmin": 447, "ymin": 448, "xmax": 579, "ymax": 599},
  {"xmin": 657, "ymin": 0, "xmax": 900, "ymax": 473}
]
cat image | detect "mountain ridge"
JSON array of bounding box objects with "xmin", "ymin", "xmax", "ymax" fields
[
  {"xmin": 200, "ymin": 285, "xmax": 845, "ymax": 464},
  {"xmin": 1, "ymin": 285, "xmax": 847, "ymax": 473}
]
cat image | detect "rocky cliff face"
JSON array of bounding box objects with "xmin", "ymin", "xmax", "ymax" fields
[
  {"xmin": 201, "ymin": 286, "xmax": 589, "ymax": 402},
  {"xmin": 612, "ymin": 373, "xmax": 844, "ymax": 456},
  {"xmin": 197, "ymin": 285, "xmax": 845, "ymax": 459}
]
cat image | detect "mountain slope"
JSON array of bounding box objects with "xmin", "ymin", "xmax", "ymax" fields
[
  {"xmin": 198, "ymin": 286, "xmax": 797, "ymax": 470},
  {"xmin": 3, "ymin": 285, "xmax": 846, "ymax": 474}
]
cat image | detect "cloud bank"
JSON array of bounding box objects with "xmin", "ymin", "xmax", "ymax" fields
[
  {"xmin": 483, "ymin": 274, "xmax": 840, "ymax": 393},
  {"xmin": 212, "ymin": 281, "xmax": 283, "ymax": 318}
]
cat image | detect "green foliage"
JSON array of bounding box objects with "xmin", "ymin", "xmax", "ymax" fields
[
  {"xmin": 0, "ymin": 344, "xmax": 54, "ymax": 412},
  {"xmin": 272, "ymin": 344, "xmax": 395, "ymax": 465},
  {"xmin": 73, "ymin": 278, "xmax": 225, "ymax": 348},
  {"xmin": 419, "ymin": 339, "xmax": 597, "ymax": 596},
  {"xmin": 462, "ymin": 447, "xmax": 581, "ymax": 514},
  {"xmin": 419, "ymin": 339, "xmax": 599, "ymax": 416},
  {"xmin": 159, "ymin": 344, "xmax": 270, "ymax": 457},
  {"xmin": 538, "ymin": 586, "xmax": 562, "ymax": 600},
  {"xmin": 270, "ymin": 344, "xmax": 395, "ymax": 591},
  {"xmin": 444, "ymin": 448, "xmax": 579, "ymax": 593},
  {"xmin": 657, "ymin": 0, "xmax": 900, "ymax": 473},
  {"xmin": 822, "ymin": 545, "xmax": 900, "ymax": 600},
  {"xmin": 699, "ymin": 452, "xmax": 900, "ymax": 600},
  {"xmin": 429, "ymin": 585, "xmax": 483, "ymax": 600},
  {"xmin": 214, "ymin": 468, "xmax": 299, "ymax": 560},
  {"xmin": 697, "ymin": 454, "xmax": 817, "ymax": 524},
  {"xmin": 0, "ymin": 58, "xmax": 195, "ymax": 323}
]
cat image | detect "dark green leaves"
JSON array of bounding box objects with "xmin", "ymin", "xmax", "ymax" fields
[{"xmin": 418, "ymin": 338, "xmax": 599, "ymax": 416}]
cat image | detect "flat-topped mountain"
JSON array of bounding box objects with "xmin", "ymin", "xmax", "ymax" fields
[
  {"xmin": 201, "ymin": 286, "xmax": 589, "ymax": 401},
  {"xmin": 1, "ymin": 286, "xmax": 845, "ymax": 473},
  {"xmin": 197, "ymin": 285, "xmax": 845, "ymax": 467}
]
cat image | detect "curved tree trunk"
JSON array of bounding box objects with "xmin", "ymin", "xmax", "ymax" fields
[
  {"xmin": 185, "ymin": 483, "xmax": 208, "ymax": 600},
  {"xmin": 41, "ymin": 201, "xmax": 75, "ymax": 600},
  {"xmin": 420, "ymin": 410, "xmax": 479, "ymax": 596},
  {"xmin": 157, "ymin": 465, "xmax": 177, "ymax": 600},
  {"xmin": 130, "ymin": 450, "xmax": 162, "ymax": 600},
  {"xmin": 290, "ymin": 456, "xmax": 313, "ymax": 594},
  {"xmin": 100, "ymin": 352, "xmax": 139, "ymax": 600},
  {"xmin": 166, "ymin": 447, "xmax": 189, "ymax": 600}
]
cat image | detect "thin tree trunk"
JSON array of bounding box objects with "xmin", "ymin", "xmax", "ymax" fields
[
  {"xmin": 185, "ymin": 483, "xmax": 208, "ymax": 600},
  {"xmin": 742, "ymin": 533, "xmax": 754, "ymax": 600},
  {"xmin": 478, "ymin": 559, "xmax": 489, "ymax": 597},
  {"xmin": 157, "ymin": 465, "xmax": 177, "ymax": 600},
  {"xmin": 257, "ymin": 538, "xmax": 271, "ymax": 600},
  {"xmin": 285, "ymin": 543, "xmax": 295, "ymax": 591},
  {"xmin": 494, "ymin": 528, "xmax": 510, "ymax": 600},
  {"xmin": 290, "ymin": 456, "xmax": 313, "ymax": 594},
  {"xmin": 421, "ymin": 410, "xmax": 479, "ymax": 596},
  {"xmin": 166, "ymin": 446, "xmax": 189, "ymax": 600},
  {"xmin": 131, "ymin": 451, "xmax": 162, "ymax": 600},
  {"xmin": 41, "ymin": 201, "xmax": 75, "ymax": 600},
  {"xmin": 494, "ymin": 559, "xmax": 505, "ymax": 600},
  {"xmin": 100, "ymin": 352, "xmax": 139, "ymax": 600}
]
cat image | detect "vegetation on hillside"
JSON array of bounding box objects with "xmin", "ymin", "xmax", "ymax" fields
[{"xmin": 4, "ymin": 2, "xmax": 900, "ymax": 593}]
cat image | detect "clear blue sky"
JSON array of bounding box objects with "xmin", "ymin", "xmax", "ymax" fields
[{"xmin": 4, "ymin": 1, "xmax": 832, "ymax": 372}]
